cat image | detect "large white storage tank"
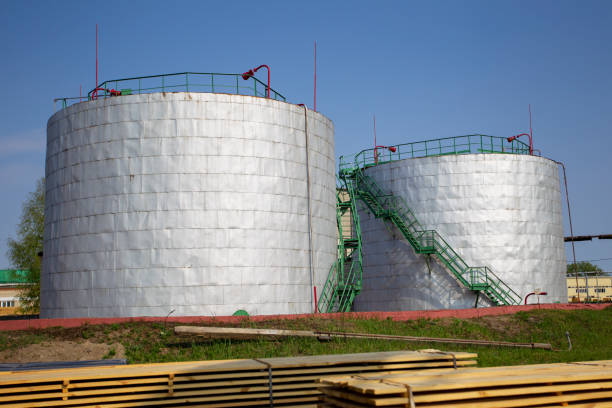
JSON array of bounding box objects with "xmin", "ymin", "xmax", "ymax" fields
[
  {"xmin": 42, "ymin": 91, "xmax": 336, "ymax": 318},
  {"xmin": 353, "ymin": 150, "xmax": 567, "ymax": 311}
]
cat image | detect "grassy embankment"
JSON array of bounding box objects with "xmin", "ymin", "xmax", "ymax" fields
[{"xmin": 1, "ymin": 306, "xmax": 611, "ymax": 367}]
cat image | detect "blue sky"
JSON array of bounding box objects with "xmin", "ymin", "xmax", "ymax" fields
[{"xmin": 1, "ymin": 0, "xmax": 611, "ymax": 271}]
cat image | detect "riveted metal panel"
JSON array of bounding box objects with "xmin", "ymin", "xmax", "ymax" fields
[
  {"xmin": 42, "ymin": 93, "xmax": 335, "ymax": 317},
  {"xmin": 354, "ymin": 154, "xmax": 566, "ymax": 311}
]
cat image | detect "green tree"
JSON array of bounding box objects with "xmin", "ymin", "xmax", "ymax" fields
[
  {"xmin": 7, "ymin": 178, "xmax": 44, "ymax": 314},
  {"xmin": 567, "ymin": 261, "xmax": 604, "ymax": 276}
]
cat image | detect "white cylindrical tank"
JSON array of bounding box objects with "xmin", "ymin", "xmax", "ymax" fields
[
  {"xmin": 42, "ymin": 93, "xmax": 336, "ymax": 318},
  {"xmin": 354, "ymin": 153, "xmax": 566, "ymax": 311}
]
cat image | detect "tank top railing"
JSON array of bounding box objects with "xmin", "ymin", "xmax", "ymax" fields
[
  {"xmin": 340, "ymin": 134, "xmax": 532, "ymax": 172},
  {"xmin": 54, "ymin": 72, "xmax": 286, "ymax": 110}
]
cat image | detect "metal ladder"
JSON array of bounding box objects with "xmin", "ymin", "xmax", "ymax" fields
[{"xmin": 317, "ymin": 178, "xmax": 363, "ymax": 313}]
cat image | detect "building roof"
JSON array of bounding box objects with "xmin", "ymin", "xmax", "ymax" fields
[{"xmin": 0, "ymin": 270, "xmax": 29, "ymax": 285}]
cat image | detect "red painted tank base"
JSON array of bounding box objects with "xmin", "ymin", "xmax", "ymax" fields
[{"xmin": 0, "ymin": 303, "xmax": 608, "ymax": 332}]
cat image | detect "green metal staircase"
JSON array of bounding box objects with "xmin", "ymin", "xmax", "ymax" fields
[
  {"xmin": 346, "ymin": 165, "xmax": 521, "ymax": 306},
  {"xmin": 318, "ymin": 135, "xmax": 528, "ymax": 312},
  {"xmin": 317, "ymin": 179, "xmax": 364, "ymax": 313}
]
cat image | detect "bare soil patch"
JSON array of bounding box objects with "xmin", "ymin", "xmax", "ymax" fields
[{"xmin": 0, "ymin": 341, "xmax": 125, "ymax": 363}]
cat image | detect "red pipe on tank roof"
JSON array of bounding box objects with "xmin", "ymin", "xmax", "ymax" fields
[
  {"xmin": 507, "ymin": 105, "xmax": 534, "ymax": 155},
  {"xmin": 95, "ymin": 24, "xmax": 98, "ymax": 100},
  {"xmin": 373, "ymin": 115, "xmax": 397, "ymax": 164},
  {"xmin": 314, "ymin": 41, "xmax": 317, "ymax": 112},
  {"xmin": 242, "ymin": 65, "xmax": 270, "ymax": 98},
  {"xmin": 507, "ymin": 133, "xmax": 533, "ymax": 155}
]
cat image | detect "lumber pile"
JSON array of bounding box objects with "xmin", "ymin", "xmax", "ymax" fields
[
  {"xmin": 0, "ymin": 349, "xmax": 476, "ymax": 407},
  {"xmin": 319, "ymin": 360, "xmax": 612, "ymax": 407}
]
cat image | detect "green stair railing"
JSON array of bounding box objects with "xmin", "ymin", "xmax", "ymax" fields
[
  {"xmin": 343, "ymin": 164, "xmax": 521, "ymax": 306},
  {"xmin": 317, "ymin": 180, "xmax": 363, "ymax": 313}
]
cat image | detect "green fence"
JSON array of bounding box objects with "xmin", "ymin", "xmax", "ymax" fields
[
  {"xmin": 55, "ymin": 72, "xmax": 286, "ymax": 110},
  {"xmin": 340, "ymin": 134, "xmax": 532, "ymax": 171}
]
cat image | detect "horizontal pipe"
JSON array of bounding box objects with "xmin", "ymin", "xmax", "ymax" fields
[{"xmin": 564, "ymin": 235, "xmax": 612, "ymax": 241}]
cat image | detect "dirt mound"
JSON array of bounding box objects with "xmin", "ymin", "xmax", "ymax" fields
[{"xmin": 0, "ymin": 341, "xmax": 125, "ymax": 363}]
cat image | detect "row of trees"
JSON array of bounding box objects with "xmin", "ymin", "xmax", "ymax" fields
[
  {"xmin": 4, "ymin": 178, "xmax": 610, "ymax": 314},
  {"xmin": 567, "ymin": 261, "xmax": 606, "ymax": 276},
  {"xmin": 7, "ymin": 178, "xmax": 44, "ymax": 314}
]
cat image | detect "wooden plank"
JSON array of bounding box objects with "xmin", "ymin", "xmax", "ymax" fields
[
  {"xmin": 0, "ymin": 389, "xmax": 322, "ymax": 408},
  {"xmin": 377, "ymin": 368, "xmax": 612, "ymax": 392},
  {"xmin": 258, "ymin": 350, "xmax": 478, "ymax": 367},
  {"xmin": 321, "ymin": 331, "xmax": 552, "ymax": 350},
  {"xmin": 174, "ymin": 325, "xmax": 317, "ymax": 339},
  {"xmin": 570, "ymin": 360, "xmax": 612, "ymax": 367},
  {"xmin": 529, "ymin": 402, "xmax": 612, "ymax": 408},
  {"xmin": 419, "ymin": 390, "xmax": 612, "ymax": 408},
  {"xmin": 0, "ymin": 383, "xmax": 62, "ymax": 394},
  {"xmin": 321, "ymin": 394, "xmax": 389, "ymax": 408},
  {"xmin": 413, "ymin": 380, "xmax": 612, "ymax": 403},
  {"xmin": 175, "ymin": 325, "xmax": 551, "ymax": 349},
  {"xmin": 266, "ymin": 360, "xmax": 476, "ymax": 377},
  {"xmin": 19, "ymin": 396, "xmax": 320, "ymax": 408},
  {"xmin": 86, "ymin": 396, "xmax": 320, "ymax": 408},
  {"xmin": 410, "ymin": 371, "xmax": 612, "ymax": 393},
  {"xmin": 321, "ymin": 386, "xmax": 408, "ymax": 406},
  {"xmin": 0, "ymin": 358, "xmax": 268, "ymax": 385}
]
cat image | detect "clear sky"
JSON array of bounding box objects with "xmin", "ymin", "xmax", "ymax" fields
[{"xmin": 1, "ymin": 0, "xmax": 611, "ymax": 272}]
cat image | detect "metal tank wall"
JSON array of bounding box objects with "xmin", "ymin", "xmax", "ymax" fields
[
  {"xmin": 353, "ymin": 154, "xmax": 566, "ymax": 311},
  {"xmin": 42, "ymin": 93, "xmax": 336, "ymax": 318}
]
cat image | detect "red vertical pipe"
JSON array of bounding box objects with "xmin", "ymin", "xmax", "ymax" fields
[
  {"xmin": 529, "ymin": 104, "xmax": 532, "ymax": 137},
  {"xmin": 244, "ymin": 65, "xmax": 271, "ymax": 98},
  {"xmin": 529, "ymin": 104, "xmax": 533, "ymax": 155},
  {"xmin": 95, "ymin": 24, "xmax": 98, "ymax": 99},
  {"xmin": 374, "ymin": 115, "xmax": 378, "ymax": 164},
  {"xmin": 374, "ymin": 115, "xmax": 377, "ymax": 146},
  {"xmin": 314, "ymin": 286, "xmax": 318, "ymax": 313},
  {"xmin": 314, "ymin": 41, "xmax": 317, "ymax": 112},
  {"xmin": 255, "ymin": 65, "xmax": 270, "ymax": 98},
  {"xmin": 266, "ymin": 67, "xmax": 270, "ymax": 98}
]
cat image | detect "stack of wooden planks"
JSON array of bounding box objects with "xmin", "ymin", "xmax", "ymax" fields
[
  {"xmin": 0, "ymin": 350, "xmax": 477, "ymax": 407},
  {"xmin": 319, "ymin": 360, "xmax": 612, "ymax": 407}
]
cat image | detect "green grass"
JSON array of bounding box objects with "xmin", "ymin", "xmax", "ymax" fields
[{"xmin": 1, "ymin": 306, "xmax": 610, "ymax": 367}]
